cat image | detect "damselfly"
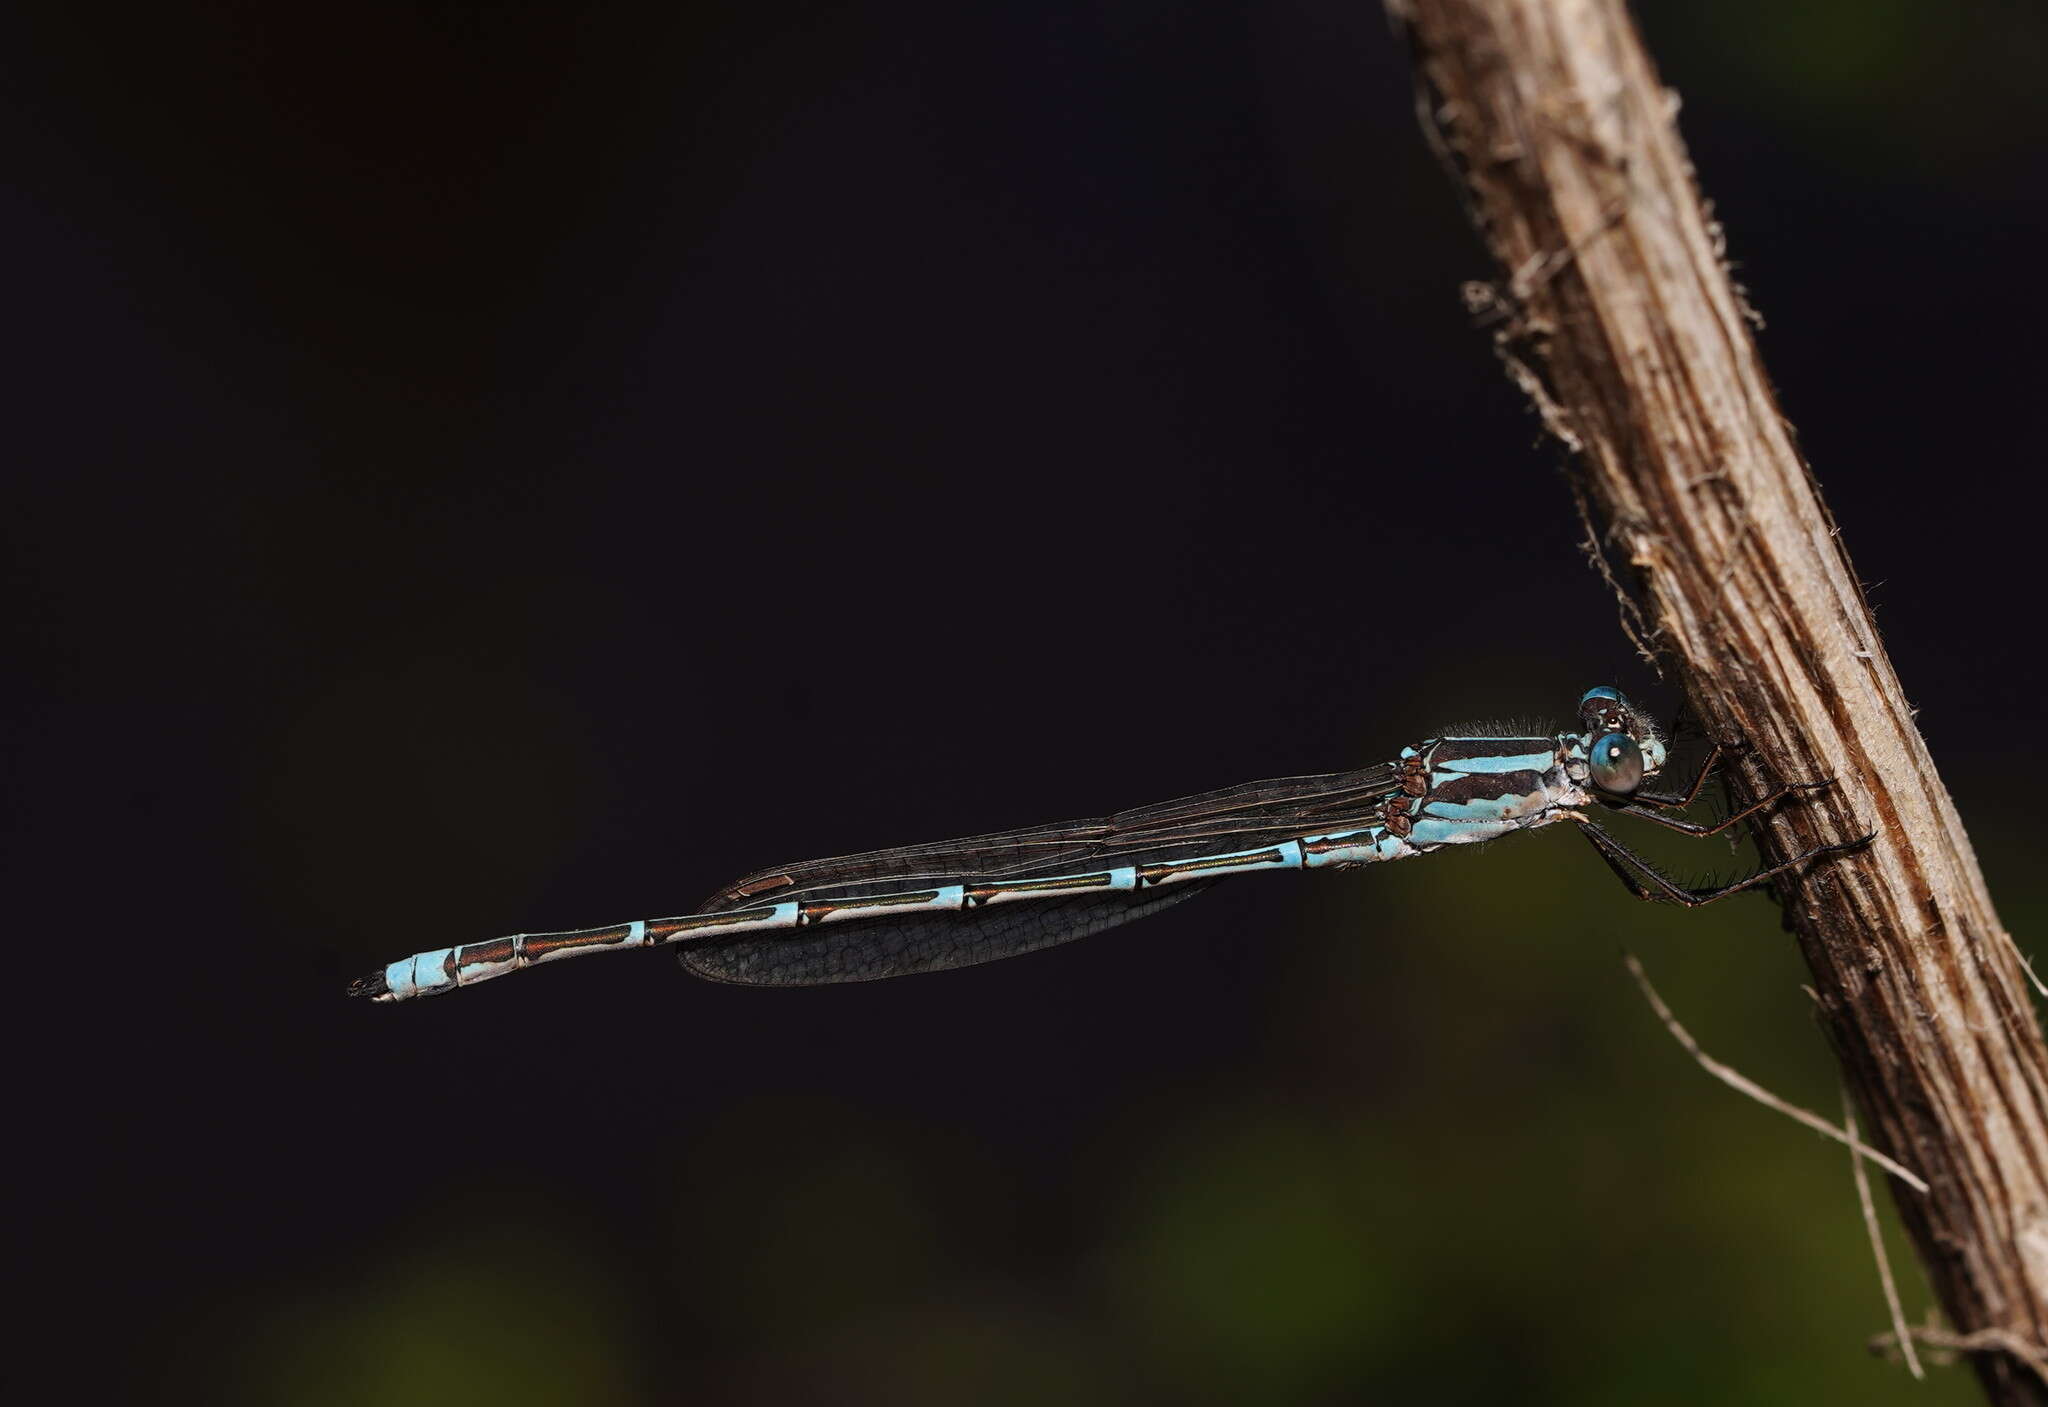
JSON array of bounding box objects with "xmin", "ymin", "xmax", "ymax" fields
[{"xmin": 352, "ymin": 686, "xmax": 1862, "ymax": 1002}]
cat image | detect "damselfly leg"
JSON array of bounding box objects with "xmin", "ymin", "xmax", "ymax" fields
[
  {"xmin": 1570, "ymin": 808, "xmax": 1873, "ymax": 908},
  {"xmin": 1626, "ymin": 742, "xmax": 1727, "ymax": 810},
  {"xmin": 1578, "ymin": 741, "xmax": 1866, "ymax": 905},
  {"xmin": 1612, "ymin": 774, "xmax": 1835, "ymax": 837},
  {"xmin": 1602, "ymin": 732, "xmax": 1837, "ymax": 834}
]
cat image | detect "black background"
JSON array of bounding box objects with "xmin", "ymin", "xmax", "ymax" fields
[{"xmin": 9, "ymin": 3, "xmax": 2046, "ymax": 1402}]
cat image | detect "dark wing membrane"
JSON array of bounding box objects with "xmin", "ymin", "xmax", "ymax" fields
[
  {"xmin": 681, "ymin": 883, "xmax": 1215, "ymax": 986},
  {"xmin": 679, "ymin": 761, "xmax": 1395, "ymax": 986}
]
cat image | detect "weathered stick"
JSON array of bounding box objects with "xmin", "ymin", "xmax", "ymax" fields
[{"xmin": 1384, "ymin": 1, "xmax": 2048, "ymax": 1400}]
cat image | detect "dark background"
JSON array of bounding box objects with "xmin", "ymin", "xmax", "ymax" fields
[{"xmin": 9, "ymin": 2, "xmax": 2045, "ymax": 1402}]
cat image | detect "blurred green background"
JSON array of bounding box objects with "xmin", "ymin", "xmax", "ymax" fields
[{"xmin": 8, "ymin": 1, "xmax": 2044, "ymax": 1403}]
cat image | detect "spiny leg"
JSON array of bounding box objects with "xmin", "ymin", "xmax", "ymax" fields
[
  {"xmin": 1629, "ymin": 744, "xmax": 1724, "ymax": 810},
  {"xmin": 1586, "ymin": 697, "xmax": 1745, "ymax": 811},
  {"xmin": 1573, "ymin": 819, "xmax": 1685, "ymax": 903},
  {"xmin": 1607, "ymin": 778, "xmax": 1835, "ymax": 837},
  {"xmin": 1569, "ymin": 813, "xmax": 1873, "ymax": 908}
]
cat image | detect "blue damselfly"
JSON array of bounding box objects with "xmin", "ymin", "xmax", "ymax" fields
[{"xmin": 353, "ymin": 686, "xmax": 1862, "ymax": 1001}]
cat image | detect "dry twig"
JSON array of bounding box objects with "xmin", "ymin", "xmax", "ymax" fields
[
  {"xmin": 1848, "ymin": 1089, "xmax": 1924, "ymax": 1378},
  {"xmin": 1871, "ymin": 1328, "xmax": 2048, "ymax": 1393},
  {"xmin": 1623, "ymin": 955, "xmax": 1926, "ymax": 1192}
]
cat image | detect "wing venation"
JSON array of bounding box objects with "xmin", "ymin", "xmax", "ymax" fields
[{"xmin": 680, "ymin": 761, "xmax": 1395, "ymax": 986}]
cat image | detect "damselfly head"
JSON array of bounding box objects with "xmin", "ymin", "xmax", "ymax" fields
[
  {"xmin": 1577, "ymin": 685, "xmax": 1667, "ymax": 792},
  {"xmin": 1577, "ymin": 685, "xmax": 1634, "ymax": 734}
]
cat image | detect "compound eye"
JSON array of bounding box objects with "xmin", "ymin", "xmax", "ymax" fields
[{"xmin": 1588, "ymin": 732, "xmax": 1643, "ymax": 794}]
